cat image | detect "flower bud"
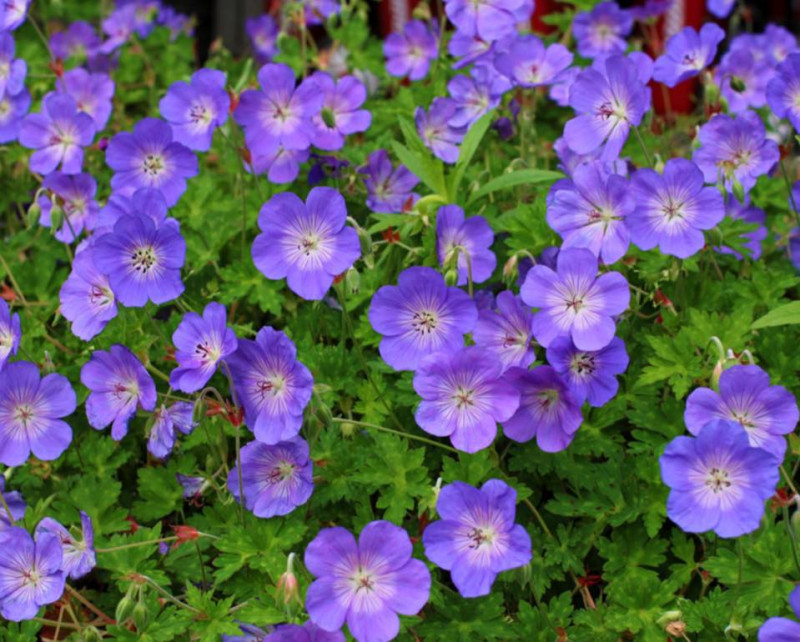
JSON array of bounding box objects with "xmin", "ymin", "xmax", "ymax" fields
[
  {"xmin": 339, "ymin": 421, "xmax": 356, "ymax": 437},
  {"xmin": 132, "ymin": 601, "xmax": 150, "ymax": 631},
  {"xmin": 665, "ymin": 620, "xmax": 687, "ymax": 638},
  {"xmin": 357, "ymin": 226, "xmax": 373, "ymax": 257},
  {"xmin": 344, "ymin": 267, "xmax": 360, "ymax": 295},
  {"xmin": 49, "ymin": 200, "xmax": 64, "ymax": 233},
  {"xmin": 732, "ymin": 177, "xmax": 746, "ymax": 204},
  {"xmin": 276, "ymin": 553, "xmax": 302, "ymax": 606},
  {"xmin": 26, "ymin": 200, "xmax": 41, "ymax": 228},
  {"xmin": 115, "ymin": 594, "xmax": 136, "ymax": 624},
  {"xmin": 444, "ymin": 267, "xmax": 459, "ymax": 287},
  {"xmin": 81, "ymin": 626, "xmax": 103, "ymax": 642},
  {"xmin": 502, "ymin": 254, "xmax": 518, "ymax": 282}
]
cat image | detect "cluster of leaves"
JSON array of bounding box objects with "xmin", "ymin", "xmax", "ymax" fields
[{"xmin": 3, "ymin": 1, "xmax": 800, "ymax": 641}]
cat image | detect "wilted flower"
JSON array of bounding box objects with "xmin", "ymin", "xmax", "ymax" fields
[
  {"xmin": 660, "ymin": 419, "xmax": 778, "ymax": 537},
  {"xmin": 81, "ymin": 344, "xmax": 157, "ymax": 440},
  {"xmin": 368, "ymin": 266, "xmax": 477, "ymax": 371},
  {"xmin": 148, "ymin": 402, "xmax": 196, "ymax": 459},
  {"xmin": 305, "ymin": 520, "xmax": 430, "ymax": 642},
  {"xmin": 422, "ymin": 479, "xmax": 532, "ymax": 597}
]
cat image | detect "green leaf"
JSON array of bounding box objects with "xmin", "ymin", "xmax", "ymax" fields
[
  {"xmin": 467, "ymin": 168, "xmax": 562, "ymax": 203},
  {"xmin": 449, "ymin": 110, "xmax": 494, "ymax": 200},
  {"xmin": 391, "ymin": 140, "xmax": 447, "ymax": 198},
  {"xmin": 132, "ymin": 464, "xmax": 184, "ymax": 522},
  {"xmin": 752, "ymin": 301, "xmax": 800, "ymax": 329}
]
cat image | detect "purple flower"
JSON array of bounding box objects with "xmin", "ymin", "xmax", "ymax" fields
[
  {"xmin": 572, "ymin": 1, "xmax": 633, "ymax": 59},
  {"xmin": 35, "ymin": 512, "xmax": 95, "ymax": 580},
  {"xmin": 157, "ymin": 5, "xmax": 193, "ymax": 40},
  {"xmin": 447, "ymin": 64, "xmax": 510, "ymax": 128},
  {"xmin": 422, "ymin": 479, "xmax": 531, "ymax": 598},
  {"xmin": 0, "ymin": 86, "xmax": 30, "ymax": 143},
  {"xmin": 0, "ymin": 527, "xmax": 65, "ymax": 621},
  {"xmin": 19, "ymin": 93, "xmax": 95, "ymax": 175},
  {"xmin": 248, "ymin": 143, "xmax": 310, "ymax": 184},
  {"xmin": 309, "ymin": 73, "xmax": 371, "ymax": 151},
  {"xmin": 384, "ymin": 19, "xmax": 438, "ymax": 81},
  {"xmin": 252, "ymin": 187, "xmax": 359, "ymax": 301},
  {"xmin": 763, "ymin": 25, "xmax": 798, "ymax": 66},
  {"xmin": 549, "ymin": 67, "xmax": 580, "ymax": 107},
  {"xmin": 546, "ymin": 336, "xmax": 628, "ymax": 407},
  {"xmin": 564, "ymin": 55, "xmax": 649, "ymax": 162},
  {"xmin": 159, "ymin": 69, "xmax": 230, "ymax": 152},
  {"xmin": 303, "ymin": 0, "xmax": 340, "ymax": 25},
  {"xmin": 707, "ymin": 0, "xmax": 734, "ymax": 19},
  {"xmin": 0, "ymin": 478, "xmax": 25, "ymax": 531},
  {"xmin": 627, "ymin": 158, "xmax": 725, "ymax": 259},
  {"xmin": 546, "ymin": 161, "xmax": 632, "ymax": 264},
  {"xmin": 630, "ymin": 0, "xmax": 673, "ymax": 20},
  {"xmin": 80, "ymin": 344, "xmax": 157, "ymax": 441},
  {"xmin": 0, "ymin": 32, "xmax": 26, "ymax": 97},
  {"xmin": 361, "ymin": 149, "xmax": 419, "ymax": 213},
  {"xmin": 416, "ymin": 97, "xmax": 466, "ymax": 163},
  {"xmin": 716, "ymin": 49, "xmax": 770, "ymax": 114},
  {"xmin": 0, "ymin": 361, "xmax": 75, "ymax": 467},
  {"xmin": 246, "ymin": 15, "xmax": 279, "ymax": 64},
  {"xmin": 56, "ymin": 68, "xmax": 115, "ymax": 132},
  {"xmin": 305, "ymin": 520, "xmax": 430, "ymax": 642},
  {"xmin": 448, "ymin": 31, "xmax": 493, "ymax": 69},
  {"xmin": 502, "ymin": 365, "xmax": 583, "ymax": 451},
  {"xmin": 521, "ymin": 247, "xmax": 629, "ymax": 351},
  {"xmin": 227, "ymin": 437, "xmax": 313, "ymax": 518},
  {"xmin": 685, "ymin": 364, "xmax": 799, "ymax": 462},
  {"xmin": 760, "ymin": 586, "xmax": 800, "ymax": 640},
  {"xmin": 0, "ymin": 299, "xmax": 20, "ymax": 372},
  {"xmin": 177, "ymin": 474, "xmax": 206, "ymax": 499},
  {"xmin": 660, "ymin": 419, "xmax": 779, "ymax": 537},
  {"xmin": 50, "ymin": 20, "xmax": 100, "ymax": 61},
  {"xmin": 227, "ymin": 327, "xmax": 314, "ymax": 445},
  {"xmin": 444, "ymin": 0, "xmax": 524, "ymax": 42},
  {"xmin": 368, "ymin": 266, "xmax": 477, "ymax": 371},
  {"xmin": 495, "ymin": 35, "xmax": 573, "ymax": 88},
  {"xmin": 148, "ymin": 402, "xmax": 195, "ymax": 459},
  {"xmin": 59, "ymin": 246, "xmax": 117, "ymax": 341},
  {"xmin": 169, "ymin": 302, "xmax": 238, "ymax": 393},
  {"xmin": 692, "ymin": 111, "xmax": 779, "ymax": 195},
  {"xmin": 0, "ymin": 0, "xmax": 29, "ymax": 31},
  {"xmin": 105, "ymin": 117, "xmax": 198, "ymax": 206},
  {"xmin": 235, "ymin": 64, "xmax": 323, "ymax": 153},
  {"xmin": 93, "ymin": 212, "xmax": 186, "ymax": 307},
  {"xmin": 653, "ymin": 23, "xmax": 725, "ymax": 88},
  {"xmin": 436, "ymin": 205, "xmax": 496, "ymax": 285},
  {"xmin": 38, "ymin": 171, "xmax": 99, "ymax": 243},
  {"xmin": 265, "ymin": 622, "xmax": 345, "ymax": 642},
  {"xmin": 413, "ymin": 346, "xmax": 520, "ymax": 453},
  {"xmin": 767, "ymin": 52, "xmax": 800, "ymax": 132},
  {"xmin": 473, "ymin": 291, "xmax": 534, "ymax": 372},
  {"xmin": 715, "ymin": 199, "xmax": 768, "ymax": 260},
  {"xmin": 100, "ymin": 4, "xmax": 137, "ymax": 53}
]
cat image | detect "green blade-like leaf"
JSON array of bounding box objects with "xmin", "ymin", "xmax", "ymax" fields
[
  {"xmin": 391, "ymin": 140, "xmax": 446, "ymax": 198},
  {"xmin": 752, "ymin": 301, "xmax": 800, "ymax": 329},
  {"xmin": 467, "ymin": 168, "xmax": 563, "ymax": 203},
  {"xmin": 449, "ymin": 110, "xmax": 494, "ymax": 201}
]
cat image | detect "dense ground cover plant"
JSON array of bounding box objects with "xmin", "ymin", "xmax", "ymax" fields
[{"xmin": 3, "ymin": 0, "xmax": 800, "ymax": 639}]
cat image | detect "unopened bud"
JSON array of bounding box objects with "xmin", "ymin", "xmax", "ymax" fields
[
  {"xmin": 665, "ymin": 620, "xmax": 687, "ymax": 637},
  {"xmin": 49, "ymin": 200, "xmax": 64, "ymax": 233},
  {"xmin": 729, "ymin": 75, "xmax": 746, "ymax": 93},
  {"xmin": 502, "ymin": 254, "xmax": 518, "ymax": 282},
  {"xmin": 132, "ymin": 602, "xmax": 150, "ymax": 631},
  {"xmin": 657, "ymin": 610, "xmax": 682, "ymax": 626},
  {"xmin": 173, "ymin": 525, "xmax": 200, "ymax": 546},
  {"xmin": 732, "ymin": 177, "xmax": 746, "ymax": 204},
  {"xmin": 81, "ymin": 626, "xmax": 103, "ymax": 642},
  {"xmin": 711, "ymin": 360, "xmax": 724, "ymax": 389},
  {"xmin": 344, "ymin": 267, "xmax": 360, "ymax": 295},
  {"xmin": 444, "ymin": 267, "xmax": 459, "ymax": 287},
  {"xmin": 357, "ymin": 226, "xmax": 373, "ymax": 257},
  {"xmin": 115, "ymin": 594, "xmax": 136, "ymax": 624},
  {"xmin": 276, "ymin": 553, "xmax": 302, "ymax": 606},
  {"xmin": 339, "ymin": 421, "xmax": 355, "ymax": 437},
  {"xmin": 26, "ymin": 200, "xmax": 41, "ymax": 228},
  {"xmin": 411, "ymin": 3, "xmax": 432, "ymax": 21}
]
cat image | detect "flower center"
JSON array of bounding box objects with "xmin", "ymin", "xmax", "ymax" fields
[
  {"xmin": 467, "ymin": 525, "xmax": 495, "ymax": 549},
  {"xmin": 570, "ymin": 352, "xmax": 596, "ymax": 376},
  {"xmin": 682, "ymin": 52, "xmax": 700, "ymax": 69},
  {"xmin": 502, "ymin": 331, "xmax": 527, "ymax": 349},
  {"xmin": 451, "ymin": 386, "xmax": 475, "ymax": 409},
  {"xmin": 273, "ymin": 103, "xmax": 292, "ymax": 122},
  {"xmin": 113, "ymin": 380, "xmax": 140, "ymax": 402},
  {"xmin": 595, "ymin": 23, "xmax": 613, "ymax": 40},
  {"xmin": 705, "ymin": 467, "xmax": 732, "ymax": 493},
  {"xmin": 0, "ymin": 98, "xmax": 10, "ymax": 117},
  {"xmin": 537, "ymin": 388, "xmax": 560, "ymax": 411},
  {"xmin": 21, "ymin": 567, "xmax": 42, "ymax": 588},
  {"xmin": 0, "ymin": 61, "xmax": 8, "ymax": 79},
  {"xmin": 268, "ymin": 460, "xmax": 296, "ymax": 484},
  {"xmin": 297, "ymin": 234, "xmax": 320, "ymax": 256},
  {"xmin": 50, "ymin": 124, "xmax": 76, "ymax": 147},
  {"xmin": 257, "ymin": 374, "xmax": 286, "ymax": 399},
  {"xmin": 661, "ymin": 199, "xmax": 685, "ymax": 221},
  {"xmin": 0, "ymin": 328, "xmax": 12, "ymax": 350},
  {"xmin": 13, "ymin": 403, "xmax": 35, "ymax": 428},
  {"xmin": 142, "ymin": 154, "xmax": 165, "ymax": 177},
  {"xmin": 350, "ymin": 567, "xmax": 375, "ymax": 593},
  {"xmin": 189, "ymin": 103, "xmax": 211, "ymax": 124},
  {"xmin": 130, "ymin": 246, "xmax": 158, "ymax": 274},
  {"xmin": 566, "ymin": 295, "xmax": 585, "ymax": 312},
  {"xmin": 412, "ymin": 310, "xmax": 438, "ymax": 334},
  {"xmin": 320, "ymin": 107, "xmax": 337, "ymax": 129},
  {"xmin": 89, "ymin": 284, "xmax": 114, "ymax": 308},
  {"xmin": 194, "ymin": 341, "xmax": 221, "ymax": 364},
  {"xmin": 730, "ymin": 411, "xmax": 757, "ymax": 429}
]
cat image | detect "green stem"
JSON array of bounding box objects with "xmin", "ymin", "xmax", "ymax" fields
[
  {"xmin": 783, "ymin": 505, "xmax": 800, "ymax": 578},
  {"xmin": 330, "ymin": 417, "xmax": 459, "ymax": 454},
  {"xmin": 145, "ymin": 363, "xmax": 171, "ymax": 384},
  {"xmin": 0, "ymin": 253, "xmax": 30, "ymax": 310},
  {"xmin": 780, "ymin": 158, "xmax": 800, "ymax": 226},
  {"xmin": 96, "ymin": 533, "xmax": 217, "ymax": 554},
  {"xmin": 141, "ymin": 576, "xmax": 202, "ymax": 614},
  {"xmin": 0, "ymin": 491, "xmax": 16, "ymax": 524},
  {"xmin": 633, "ymin": 124, "xmax": 654, "ymax": 168},
  {"xmin": 219, "ymin": 360, "xmax": 246, "ymax": 526}
]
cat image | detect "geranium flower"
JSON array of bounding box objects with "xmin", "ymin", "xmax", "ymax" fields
[
  {"xmin": 0, "ymin": 299, "xmax": 21, "ymax": 372},
  {"xmin": 56, "ymin": 68, "xmax": 115, "ymax": 131},
  {"xmin": 653, "ymin": 24, "xmax": 725, "ymax": 87},
  {"xmin": 148, "ymin": 402, "xmax": 195, "ymax": 459},
  {"xmin": 760, "ymin": 586, "xmax": 800, "ymax": 640},
  {"xmin": 546, "ymin": 336, "xmax": 628, "ymax": 407},
  {"xmin": 0, "ymin": 478, "xmax": 25, "ymax": 531},
  {"xmin": 436, "ymin": 205, "xmax": 496, "ymax": 286},
  {"xmin": 37, "ymin": 171, "xmax": 100, "ymax": 243},
  {"xmin": 360, "ymin": 149, "xmax": 419, "ymax": 213},
  {"xmin": 572, "ymin": 1, "xmax": 633, "ymax": 59},
  {"xmin": 767, "ymin": 52, "xmax": 800, "ymax": 131},
  {"xmin": 35, "ymin": 512, "xmax": 96, "ymax": 580},
  {"xmin": 416, "ymin": 97, "xmax": 466, "ymax": 163},
  {"xmin": 384, "ymin": 19, "xmax": 438, "ymax": 81},
  {"xmin": 59, "ymin": 245, "xmax": 117, "ymax": 341},
  {"xmin": 159, "ymin": 69, "xmax": 230, "ymax": 152},
  {"xmin": 308, "ymin": 73, "xmax": 371, "ymax": 151},
  {"xmin": 0, "ymin": 32, "xmax": 27, "ymax": 97},
  {"xmin": 305, "ymin": 520, "xmax": 430, "ymax": 642},
  {"xmin": 494, "ymin": 35, "xmax": 573, "ymax": 88},
  {"xmin": 473, "ymin": 291, "xmax": 535, "ymax": 372},
  {"xmin": 422, "ymin": 479, "xmax": 531, "ymax": 597}
]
